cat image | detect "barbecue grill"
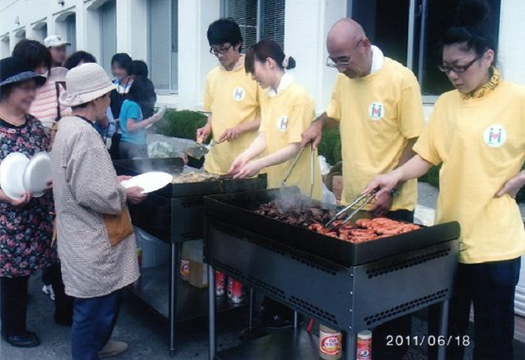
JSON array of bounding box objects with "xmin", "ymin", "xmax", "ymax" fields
[
  {"xmin": 204, "ymin": 188, "xmax": 460, "ymax": 360},
  {"xmin": 112, "ymin": 158, "xmax": 267, "ymax": 356}
]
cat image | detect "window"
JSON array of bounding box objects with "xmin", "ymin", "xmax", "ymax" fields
[
  {"xmin": 222, "ymin": 0, "xmax": 285, "ymax": 50},
  {"xmin": 351, "ymin": 0, "xmax": 501, "ymax": 99},
  {"xmin": 100, "ymin": 0, "xmax": 117, "ymax": 72},
  {"xmin": 14, "ymin": 29, "xmax": 26, "ymax": 45},
  {"xmin": 64, "ymin": 14, "xmax": 77, "ymax": 53},
  {"xmin": 33, "ymin": 23, "xmax": 48, "ymax": 43},
  {"xmin": 148, "ymin": 0, "xmax": 178, "ymax": 92},
  {"xmin": 1, "ymin": 36, "xmax": 10, "ymax": 59}
]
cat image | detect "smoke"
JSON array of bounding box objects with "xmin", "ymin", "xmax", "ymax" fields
[{"xmin": 274, "ymin": 187, "xmax": 313, "ymax": 213}]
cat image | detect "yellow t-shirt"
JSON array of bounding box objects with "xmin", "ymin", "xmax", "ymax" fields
[
  {"xmin": 259, "ymin": 82, "xmax": 323, "ymax": 200},
  {"xmin": 203, "ymin": 57, "xmax": 261, "ymax": 175},
  {"xmin": 326, "ymin": 58, "xmax": 424, "ymax": 210},
  {"xmin": 414, "ymin": 81, "xmax": 525, "ymax": 264}
]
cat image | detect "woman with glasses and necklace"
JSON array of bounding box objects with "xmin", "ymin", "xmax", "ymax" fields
[
  {"xmin": 365, "ymin": 1, "xmax": 523, "ymax": 359},
  {"xmin": 196, "ymin": 18, "xmax": 262, "ymax": 175}
]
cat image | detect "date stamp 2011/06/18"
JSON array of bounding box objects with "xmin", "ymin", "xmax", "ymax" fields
[{"xmin": 386, "ymin": 335, "xmax": 471, "ymax": 347}]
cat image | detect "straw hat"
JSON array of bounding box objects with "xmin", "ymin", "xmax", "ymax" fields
[{"xmin": 60, "ymin": 63, "xmax": 116, "ymax": 107}]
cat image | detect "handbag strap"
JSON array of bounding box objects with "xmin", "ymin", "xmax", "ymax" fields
[{"xmin": 55, "ymin": 82, "xmax": 62, "ymax": 122}]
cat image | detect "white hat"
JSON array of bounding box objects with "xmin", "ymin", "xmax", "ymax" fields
[
  {"xmin": 60, "ymin": 63, "xmax": 116, "ymax": 107},
  {"xmin": 44, "ymin": 35, "xmax": 70, "ymax": 48}
]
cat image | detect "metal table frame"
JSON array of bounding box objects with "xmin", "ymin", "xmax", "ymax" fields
[
  {"xmin": 204, "ymin": 216, "xmax": 458, "ymax": 360},
  {"xmin": 208, "ymin": 264, "xmax": 451, "ymax": 360}
]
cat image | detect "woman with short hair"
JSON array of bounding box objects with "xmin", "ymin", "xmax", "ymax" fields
[
  {"xmin": 12, "ymin": 39, "xmax": 72, "ymax": 133},
  {"xmin": 0, "ymin": 57, "xmax": 54, "ymax": 348}
]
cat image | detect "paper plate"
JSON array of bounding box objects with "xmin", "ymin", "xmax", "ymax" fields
[
  {"xmin": 23, "ymin": 152, "xmax": 51, "ymax": 198},
  {"xmin": 121, "ymin": 172, "xmax": 173, "ymax": 194},
  {"xmin": 0, "ymin": 152, "xmax": 30, "ymax": 200}
]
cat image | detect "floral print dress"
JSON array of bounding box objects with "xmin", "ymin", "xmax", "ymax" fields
[{"xmin": 0, "ymin": 115, "xmax": 56, "ymax": 278}]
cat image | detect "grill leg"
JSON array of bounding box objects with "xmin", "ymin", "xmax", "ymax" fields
[
  {"xmin": 248, "ymin": 288, "xmax": 255, "ymax": 330},
  {"xmin": 437, "ymin": 300, "xmax": 449, "ymax": 360},
  {"xmin": 169, "ymin": 242, "xmax": 178, "ymax": 357},
  {"xmin": 344, "ymin": 331, "xmax": 356, "ymax": 360},
  {"xmin": 208, "ymin": 264, "xmax": 216, "ymax": 360}
]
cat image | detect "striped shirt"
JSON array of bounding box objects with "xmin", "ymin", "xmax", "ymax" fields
[{"xmin": 30, "ymin": 80, "xmax": 71, "ymax": 129}]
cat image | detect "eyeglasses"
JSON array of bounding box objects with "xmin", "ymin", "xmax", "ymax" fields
[
  {"xmin": 438, "ymin": 54, "xmax": 484, "ymax": 74},
  {"xmin": 209, "ymin": 44, "xmax": 232, "ymax": 56},
  {"xmin": 326, "ymin": 39, "xmax": 363, "ymax": 68}
]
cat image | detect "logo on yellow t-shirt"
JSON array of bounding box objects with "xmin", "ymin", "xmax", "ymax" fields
[
  {"xmin": 277, "ymin": 116, "xmax": 289, "ymax": 132},
  {"xmin": 368, "ymin": 102, "xmax": 385, "ymax": 120},
  {"xmin": 232, "ymin": 87, "xmax": 245, "ymax": 101},
  {"xmin": 483, "ymin": 124, "xmax": 507, "ymax": 148}
]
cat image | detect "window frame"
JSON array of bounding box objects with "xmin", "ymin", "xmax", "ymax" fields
[
  {"xmin": 147, "ymin": 0, "xmax": 178, "ymax": 94},
  {"xmin": 221, "ymin": 0, "xmax": 285, "ymax": 50},
  {"xmin": 350, "ymin": 0, "xmax": 501, "ymax": 103}
]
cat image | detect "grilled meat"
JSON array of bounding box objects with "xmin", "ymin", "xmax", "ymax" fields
[{"xmin": 254, "ymin": 202, "xmax": 421, "ymax": 244}]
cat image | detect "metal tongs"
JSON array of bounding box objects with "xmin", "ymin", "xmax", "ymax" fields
[
  {"xmin": 280, "ymin": 145, "xmax": 308, "ymax": 190},
  {"xmin": 324, "ymin": 188, "xmax": 380, "ymax": 231}
]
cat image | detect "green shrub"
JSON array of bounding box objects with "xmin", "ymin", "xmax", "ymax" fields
[
  {"xmin": 419, "ymin": 164, "xmax": 440, "ymax": 188},
  {"xmin": 154, "ymin": 110, "xmax": 208, "ymax": 140},
  {"xmin": 317, "ymin": 128, "xmax": 342, "ymax": 165}
]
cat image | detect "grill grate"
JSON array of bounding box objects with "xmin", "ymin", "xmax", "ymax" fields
[
  {"xmin": 180, "ymin": 198, "xmax": 203, "ymax": 208},
  {"xmin": 290, "ymin": 254, "xmax": 337, "ymax": 276},
  {"xmin": 245, "ymin": 234, "xmax": 286, "ymax": 256},
  {"xmin": 247, "ymin": 276, "xmax": 286, "ymax": 301},
  {"xmin": 289, "ymin": 296, "xmax": 338, "ymax": 324},
  {"xmin": 366, "ymin": 248, "xmax": 451, "ymax": 279},
  {"xmin": 364, "ymin": 289, "xmax": 449, "ymax": 326},
  {"xmin": 212, "ymin": 223, "xmax": 246, "ymax": 240}
]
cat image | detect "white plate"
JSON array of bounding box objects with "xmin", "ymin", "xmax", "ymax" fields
[
  {"xmin": 0, "ymin": 152, "xmax": 30, "ymax": 200},
  {"xmin": 121, "ymin": 172, "xmax": 173, "ymax": 194},
  {"xmin": 23, "ymin": 152, "xmax": 51, "ymax": 198}
]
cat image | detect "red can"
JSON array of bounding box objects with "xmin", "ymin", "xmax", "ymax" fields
[
  {"xmin": 215, "ymin": 271, "xmax": 226, "ymax": 296},
  {"xmin": 228, "ymin": 279, "xmax": 245, "ymax": 304}
]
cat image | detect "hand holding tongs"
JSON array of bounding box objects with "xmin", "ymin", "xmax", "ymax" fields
[{"xmin": 324, "ymin": 188, "xmax": 380, "ymax": 231}]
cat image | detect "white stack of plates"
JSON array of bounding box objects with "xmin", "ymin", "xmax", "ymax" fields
[{"xmin": 0, "ymin": 152, "xmax": 52, "ymax": 200}]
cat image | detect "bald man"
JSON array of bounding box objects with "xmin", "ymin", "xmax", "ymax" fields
[{"xmin": 302, "ymin": 18, "xmax": 424, "ymax": 359}]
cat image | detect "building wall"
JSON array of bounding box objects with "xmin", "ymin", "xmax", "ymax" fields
[
  {"xmin": 0, "ymin": 0, "xmax": 524, "ymax": 114},
  {"xmin": 0, "ymin": 0, "xmax": 348, "ymax": 113}
]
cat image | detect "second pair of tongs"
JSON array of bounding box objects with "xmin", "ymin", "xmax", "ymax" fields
[{"xmin": 324, "ymin": 188, "xmax": 380, "ymax": 231}]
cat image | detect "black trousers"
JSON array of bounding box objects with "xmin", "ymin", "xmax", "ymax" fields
[
  {"xmin": 427, "ymin": 257, "xmax": 521, "ymax": 360},
  {"xmin": 0, "ymin": 275, "xmax": 30, "ymax": 336},
  {"xmin": 371, "ymin": 209, "xmax": 414, "ymax": 360},
  {"xmin": 46, "ymin": 262, "xmax": 74, "ymax": 325}
]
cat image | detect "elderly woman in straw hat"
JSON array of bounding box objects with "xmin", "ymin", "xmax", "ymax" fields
[{"xmin": 51, "ymin": 63, "xmax": 146, "ymax": 360}]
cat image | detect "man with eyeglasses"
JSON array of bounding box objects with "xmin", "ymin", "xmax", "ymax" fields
[
  {"xmin": 196, "ymin": 18, "xmax": 261, "ymax": 175},
  {"xmin": 301, "ymin": 18, "xmax": 424, "ymax": 360}
]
